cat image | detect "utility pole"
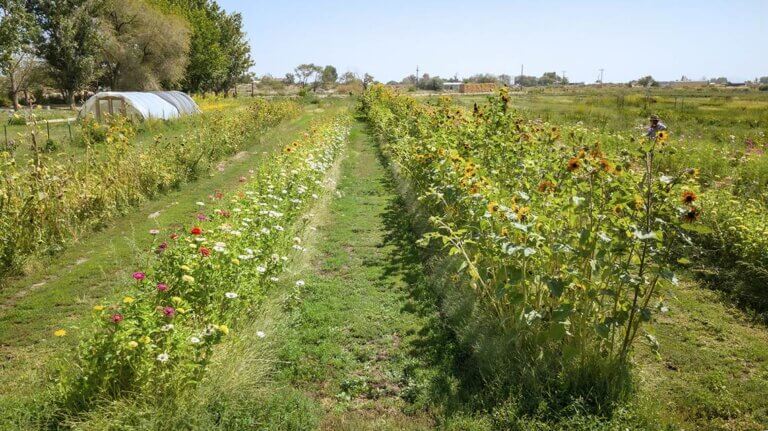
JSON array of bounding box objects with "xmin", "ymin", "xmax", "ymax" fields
[
  {"xmin": 519, "ymin": 64, "xmax": 524, "ymax": 85},
  {"xmin": 561, "ymin": 70, "xmax": 567, "ymax": 84},
  {"xmin": 598, "ymin": 68, "xmax": 604, "ymax": 85},
  {"xmin": 416, "ymin": 65, "xmax": 419, "ymax": 84}
]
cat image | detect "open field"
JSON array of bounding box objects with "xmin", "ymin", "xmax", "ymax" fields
[{"xmin": 1, "ymin": 87, "xmax": 768, "ymax": 430}]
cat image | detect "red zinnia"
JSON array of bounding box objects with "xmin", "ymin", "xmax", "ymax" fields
[
  {"xmin": 190, "ymin": 227, "xmax": 202, "ymax": 235},
  {"xmin": 132, "ymin": 272, "xmax": 146, "ymax": 281},
  {"xmin": 156, "ymin": 242, "xmax": 168, "ymax": 254},
  {"xmin": 162, "ymin": 306, "xmax": 175, "ymax": 317},
  {"xmin": 199, "ymin": 246, "xmax": 211, "ymax": 257},
  {"xmin": 157, "ymin": 283, "xmax": 168, "ymax": 292},
  {"xmin": 111, "ymin": 313, "xmax": 124, "ymax": 323}
]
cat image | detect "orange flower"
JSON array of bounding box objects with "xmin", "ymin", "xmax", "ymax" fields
[
  {"xmin": 566, "ymin": 157, "xmax": 581, "ymax": 172},
  {"xmin": 681, "ymin": 190, "xmax": 697, "ymax": 204},
  {"xmin": 537, "ymin": 180, "xmax": 556, "ymax": 193},
  {"xmin": 682, "ymin": 207, "xmax": 700, "ymax": 223}
]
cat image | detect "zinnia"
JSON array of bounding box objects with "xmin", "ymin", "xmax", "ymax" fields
[
  {"xmin": 162, "ymin": 306, "xmax": 175, "ymax": 317},
  {"xmin": 190, "ymin": 227, "xmax": 202, "ymax": 235},
  {"xmin": 132, "ymin": 272, "xmax": 146, "ymax": 281},
  {"xmin": 199, "ymin": 246, "xmax": 211, "ymax": 257},
  {"xmin": 157, "ymin": 283, "xmax": 168, "ymax": 292},
  {"xmin": 111, "ymin": 313, "xmax": 124, "ymax": 323}
]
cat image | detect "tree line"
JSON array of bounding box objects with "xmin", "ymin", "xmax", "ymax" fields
[{"xmin": 0, "ymin": 0, "xmax": 252, "ymax": 109}]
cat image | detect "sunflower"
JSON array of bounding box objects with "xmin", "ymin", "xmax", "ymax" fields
[
  {"xmin": 566, "ymin": 157, "xmax": 581, "ymax": 172},
  {"xmin": 682, "ymin": 207, "xmax": 700, "ymax": 223},
  {"xmin": 515, "ymin": 207, "xmax": 530, "ymax": 221},
  {"xmin": 487, "ymin": 201, "xmax": 500, "ymax": 213},
  {"xmin": 656, "ymin": 130, "xmax": 669, "ymax": 142},
  {"xmin": 500, "ymin": 227, "xmax": 509, "ymax": 237},
  {"xmin": 681, "ymin": 190, "xmax": 698, "ymax": 204},
  {"xmin": 612, "ymin": 204, "xmax": 624, "ymax": 215},
  {"xmin": 598, "ymin": 158, "xmax": 614, "ymax": 173},
  {"xmin": 537, "ymin": 180, "xmax": 556, "ymax": 193}
]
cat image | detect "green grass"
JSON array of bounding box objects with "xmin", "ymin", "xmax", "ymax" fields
[{"xmin": 0, "ymin": 102, "xmax": 343, "ymax": 418}]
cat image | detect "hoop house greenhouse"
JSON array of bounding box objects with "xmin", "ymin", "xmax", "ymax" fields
[{"xmin": 78, "ymin": 91, "xmax": 201, "ymax": 122}]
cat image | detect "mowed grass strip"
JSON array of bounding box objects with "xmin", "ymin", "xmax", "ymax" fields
[
  {"xmin": 272, "ymin": 122, "xmax": 436, "ymax": 430},
  {"xmin": 0, "ymin": 101, "xmax": 346, "ymax": 405}
]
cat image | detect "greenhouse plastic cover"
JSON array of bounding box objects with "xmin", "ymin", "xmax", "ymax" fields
[{"xmin": 79, "ymin": 91, "xmax": 200, "ymax": 120}]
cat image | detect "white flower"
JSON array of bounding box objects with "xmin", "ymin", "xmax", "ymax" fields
[
  {"xmin": 149, "ymin": 229, "xmax": 160, "ymax": 235},
  {"xmin": 161, "ymin": 324, "xmax": 174, "ymax": 332},
  {"xmin": 295, "ymin": 280, "xmax": 305, "ymax": 287},
  {"xmin": 189, "ymin": 337, "xmax": 201, "ymax": 344},
  {"xmin": 274, "ymin": 225, "xmax": 284, "ymax": 232},
  {"xmin": 225, "ymin": 292, "xmax": 238, "ymax": 299},
  {"xmin": 196, "ymin": 201, "xmax": 205, "ymax": 206},
  {"xmin": 256, "ymin": 331, "xmax": 266, "ymax": 339},
  {"xmin": 292, "ymin": 237, "xmax": 301, "ymax": 244},
  {"xmin": 156, "ymin": 353, "xmax": 170, "ymax": 362},
  {"xmin": 269, "ymin": 276, "xmax": 279, "ymax": 282},
  {"xmin": 256, "ymin": 265, "xmax": 267, "ymax": 273}
]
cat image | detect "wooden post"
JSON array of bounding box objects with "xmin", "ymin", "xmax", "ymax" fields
[
  {"xmin": 46, "ymin": 120, "xmax": 50, "ymax": 141},
  {"xmin": 3, "ymin": 125, "xmax": 7, "ymax": 150},
  {"xmin": 68, "ymin": 120, "xmax": 73, "ymax": 142},
  {"xmin": 251, "ymin": 81, "xmax": 255, "ymax": 97}
]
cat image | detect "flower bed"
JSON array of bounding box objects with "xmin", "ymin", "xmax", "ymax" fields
[
  {"xmin": 53, "ymin": 118, "xmax": 348, "ymax": 418},
  {"xmin": 361, "ymin": 86, "xmax": 700, "ymax": 413},
  {"xmin": 0, "ymin": 99, "xmax": 299, "ymax": 276}
]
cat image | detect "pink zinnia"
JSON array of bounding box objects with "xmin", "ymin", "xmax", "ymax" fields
[
  {"xmin": 199, "ymin": 246, "xmax": 211, "ymax": 257},
  {"xmin": 196, "ymin": 213, "xmax": 208, "ymax": 221},
  {"xmin": 156, "ymin": 242, "xmax": 168, "ymax": 253},
  {"xmin": 132, "ymin": 272, "xmax": 146, "ymax": 281},
  {"xmin": 157, "ymin": 283, "xmax": 168, "ymax": 292},
  {"xmin": 111, "ymin": 313, "xmax": 124, "ymax": 323},
  {"xmin": 162, "ymin": 306, "xmax": 175, "ymax": 317}
]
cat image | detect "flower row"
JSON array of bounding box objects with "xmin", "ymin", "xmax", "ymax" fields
[{"xmin": 54, "ymin": 118, "xmax": 349, "ymax": 414}]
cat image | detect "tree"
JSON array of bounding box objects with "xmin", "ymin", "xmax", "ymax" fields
[
  {"xmin": 283, "ymin": 73, "xmax": 295, "ymax": 84},
  {"xmin": 709, "ymin": 76, "xmax": 728, "ymax": 85},
  {"xmin": 759, "ymin": 76, "xmax": 768, "ymax": 84},
  {"xmin": 1, "ymin": 0, "xmax": 39, "ymax": 108},
  {"xmin": 515, "ymin": 75, "xmax": 538, "ymax": 87},
  {"xmin": 215, "ymin": 10, "xmax": 253, "ymax": 94},
  {"xmin": 636, "ymin": 75, "xmax": 658, "ymax": 87},
  {"xmin": 498, "ymin": 74, "xmax": 512, "ymax": 86},
  {"xmin": 99, "ymin": 0, "xmax": 190, "ymax": 90},
  {"xmin": 362, "ymin": 73, "xmax": 374, "ymax": 90},
  {"xmin": 30, "ymin": 0, "xmax": 103, "ymax": 108},
  {"xmin": 321, "ymin": 65, "xmax": 338, "ymax": 87},
  {"xmin": 294, "ymin": 63, "xmax": 321, "ymax": 87},
  {"xmin": 340, "ymin": 71, "xmax": 357, "ymax": 85}
]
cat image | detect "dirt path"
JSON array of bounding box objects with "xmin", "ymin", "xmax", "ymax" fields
[{"xmin": 273, "ymin": 121, "xmax": 440, "ymax": 430}]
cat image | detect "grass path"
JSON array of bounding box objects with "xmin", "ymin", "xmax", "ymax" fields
[
  {"xmin": 0, "ymin": 105, "xmax": 338, "ymax": 405},
  {"xmin": 272, "ymin": 121, "xmax": 441, "ymax": 430}
]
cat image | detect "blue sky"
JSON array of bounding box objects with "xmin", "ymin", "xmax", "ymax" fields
[{"xmin": 217, "ymin": 0, "xmax": 767, "ymax": 83}]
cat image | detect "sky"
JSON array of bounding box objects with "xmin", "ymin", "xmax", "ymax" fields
[{"xmin": 216, "ymin": 0, "xmax": 767, "ymax": 84}]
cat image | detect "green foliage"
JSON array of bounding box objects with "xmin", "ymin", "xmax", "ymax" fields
[
  {"xmin": 361, "ymin": 86, "xmax": 699, "ymax": 415},
  {"xmin": 50, "ymin": 118, "xmax": 348, "ymax": 423},
  {"xmin": 29, "ymin": 0, "xmax": 103, "ymax": 107},
  {"xmin": 0, "ymin": 99, "xmax": 299, "ymax": 276}
]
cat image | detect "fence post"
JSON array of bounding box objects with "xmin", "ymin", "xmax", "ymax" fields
[
  {"xmin": 3, "ymin": 124, "xmax": 7, "ymax": 150},
  {"xmin": 68, "ymin": 119, "xmax": 73, "ymax": 142},
  {"xmin": 46, "ymin": 120, "xmax": 51, "ymax": 141},
  {"xmin": 251, "ymin": 81, "xmax": 255, "ymax": 97}
]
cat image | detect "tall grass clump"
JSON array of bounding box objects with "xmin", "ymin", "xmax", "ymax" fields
[{"xmin": 361, "ymin": 86, "xmax": 702, "ymax": 417}]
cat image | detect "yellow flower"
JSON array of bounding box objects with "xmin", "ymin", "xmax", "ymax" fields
[
  {"xmin": 180, "ymin": 265, "xmax": 191, "ymax": 272},
  {"xmin": 53, "ymin": 329, "xmax": 67, "ymax": 337},
  {"xmin": 182, "ymin": 274, "xmax": 195, "ymax": 283},
  {"xmin": 176, "ymin": 308, "xmax": 186, "ymax": 314},
  {"xmin": 231, "ymin": 258, "xmax": 240, "ymax": 265},
  {"xmin": 127, "ymin": 341, "xmax": 139, "ymax": 349},
  {"xmin": 93, "ymin": 305, "xmax": 105, "ymax": 311},
  {"xmin": 171, "ymin": 296, "xmax": 183, "ymax": 304},
  {"xmin": 139, "ymin": 335, "xmax": 151, "ymax": 344},
  {"xmin": 218, "ymin": 324, "xmax": 229, "ymax": 335},
  {"xmin": 656, "ymin": 130, "xmax": 669, "ymax": 142},
  {"xmin": 487, "ymin": 201, "xmax": 499, "ymax": 213},
  {"xmin": 123, "ymin": 296, "xmax": 135, "ymax": 304}
]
